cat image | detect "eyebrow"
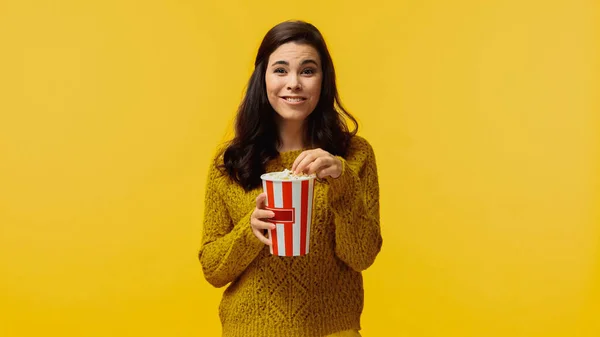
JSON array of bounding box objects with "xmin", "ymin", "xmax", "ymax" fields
[{"xmin": 270, "ymin": 59, "xmax": 319, "ymax": 67}]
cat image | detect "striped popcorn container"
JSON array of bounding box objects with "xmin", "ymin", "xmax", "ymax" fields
[{"xmin": 260, "ymin": 172, "xmax": 316, "ymax": 256}]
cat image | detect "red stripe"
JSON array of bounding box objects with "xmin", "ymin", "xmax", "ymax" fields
[
  {"xmin": 266, "ymin": 181, "xmax": 278, "ymax": 255},
  {"xmin": 282, "ymin": 182, "xmax": 293, "ymax": 256},
  {"xmin": 300, "ymin": 180, "xmax": 308, "ymax": 255}
]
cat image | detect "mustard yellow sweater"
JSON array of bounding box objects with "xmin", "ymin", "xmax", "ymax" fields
[{"xmin": 199, "ymin": 135, "xmax": 382, "ymax": 337}]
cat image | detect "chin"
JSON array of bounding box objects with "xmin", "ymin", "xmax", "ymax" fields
[
  {"xmin": 284, "ymin": 114, "xmax": 311, "ymax": 122},
  {"xmin": 275, "ymin": 109, "xmax": 312, "ymax": 122}
]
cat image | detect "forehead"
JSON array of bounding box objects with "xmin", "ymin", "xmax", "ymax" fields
[{"xmin": 268, "ymin": 42, "xmax": 321, "ymax": 64}]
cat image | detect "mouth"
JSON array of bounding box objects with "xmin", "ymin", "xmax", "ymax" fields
[{"xmin": 280, "ymin": 96, "xmax": 307, "ymax": 104}]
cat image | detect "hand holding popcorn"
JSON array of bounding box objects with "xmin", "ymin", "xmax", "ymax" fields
[{"xmin": 292, "ymin": 149, "xmax": 342, "ymax": 179}]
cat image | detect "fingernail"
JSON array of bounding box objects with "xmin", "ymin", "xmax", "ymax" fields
[{"xmin": 271, "ymin": 224, "xmax": 276, "ymax": 230}]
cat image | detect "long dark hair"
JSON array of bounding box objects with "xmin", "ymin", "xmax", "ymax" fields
[{"xmin": 220, "ymin": 20, "xmax": 358, "ymax": 191}]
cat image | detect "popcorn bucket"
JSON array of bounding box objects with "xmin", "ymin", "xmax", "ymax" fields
[{"xmin": 260, "ymin": 172, "xmax": 316, "ymax": 256}]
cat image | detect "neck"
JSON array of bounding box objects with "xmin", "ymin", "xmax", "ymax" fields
[{"xmin": 277, "ymin": 120, "xmax": 305, "ymax": 152}]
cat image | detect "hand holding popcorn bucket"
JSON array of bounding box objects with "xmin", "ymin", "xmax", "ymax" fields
[{"xmin": 260, "ymin": 170, "xmax": 316, "ymax": 256}]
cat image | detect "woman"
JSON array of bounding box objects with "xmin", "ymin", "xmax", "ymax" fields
[{"xmin": 199, "ymin": 20, "xmax": 382, "ymax": 337}]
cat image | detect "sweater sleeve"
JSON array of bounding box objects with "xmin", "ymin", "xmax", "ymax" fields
[
  {"xmin": 326, "ymin": 137, "xmax": 382, "ymax": 272},
  {"xmin": 198, "ymin": 159, "xmax": 265, "ymax": 288}
]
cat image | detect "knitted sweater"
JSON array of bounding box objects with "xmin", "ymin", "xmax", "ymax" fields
[{"xmin": 199, "ymin": 135, "xmax": 382, "ymax": 337}]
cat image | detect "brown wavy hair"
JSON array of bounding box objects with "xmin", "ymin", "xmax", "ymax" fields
[{"xmin": 219, "ymin": 20, "xmax": 358, "ymax": 191}]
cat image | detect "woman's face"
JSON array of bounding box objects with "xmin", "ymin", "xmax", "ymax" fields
[{"xmin": 265, "ymin": 42, "xmax": 322, "ymax": 124}]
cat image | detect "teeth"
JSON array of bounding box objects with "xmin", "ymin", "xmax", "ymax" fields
[{"xmin": 285, "ymin": 97, "xmax": 303, "ymax": 102}]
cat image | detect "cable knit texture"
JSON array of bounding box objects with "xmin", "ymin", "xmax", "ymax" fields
[{"xmin": 199, "ymin": 135, "xmax": 382, "ymax": 337}]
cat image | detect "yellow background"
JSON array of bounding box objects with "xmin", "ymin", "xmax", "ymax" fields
[{"xmin": 1, "ymin": 0, "xmax": 598, "ymax": 336}]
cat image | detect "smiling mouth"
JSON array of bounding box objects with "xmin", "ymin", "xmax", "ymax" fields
[{"xmin": 281, "ymin": 96, "xmax": 307, "ymax": 102}]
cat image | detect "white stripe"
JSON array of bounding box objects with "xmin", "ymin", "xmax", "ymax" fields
[
  {"xmin": 273, "ymin": 181, "xmax": 283, "ymax": 208},
  {"xmin": 263, "ymin": 180, "xmax": 273, "ymax": 254},
  {"xmin": 273, "ymin": 182, "xmax": 284, "ymax": 255},
  {"xmin": 276, "ymin": 224, "xmax": 286, "ymax": 256},
  {"xmin": 306, "ymin": 179, "xmax": 314, "ymax": 254},
  {"xmin": 262, "ymin": 180, "xmax": 268, "ymax": 206},
  {"xmin": 292, "ymin": 181, "xmax": 302, "ymax": 256},
  {"xmin": 268, "ymin": 228, "xmax": 274, "ymax": 254}
]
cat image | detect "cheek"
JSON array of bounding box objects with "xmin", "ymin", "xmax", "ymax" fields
[
  {"xmin": 309, "ymin": 79, "xmax": 322, "ymax": 99},
  {"xmin": 265, "ymin": 76, "xmax": 278, "ymax": 96},
  {"xmin": 267, "ymin": 75, "xmax": 287, "ymax": 91}
]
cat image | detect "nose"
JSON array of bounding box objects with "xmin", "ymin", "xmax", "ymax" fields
[{"xmin": 287, "ymin": 74, "xmax": 301, "ymax": 91}]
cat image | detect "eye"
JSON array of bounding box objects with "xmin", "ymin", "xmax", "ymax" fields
[
  {"xmin": 301, "ymin": 68, "xmax": 316, "ymax": 75},
  {"xmin": 274, "ymin": 68, "xmax": 286, "ymax": 74}
]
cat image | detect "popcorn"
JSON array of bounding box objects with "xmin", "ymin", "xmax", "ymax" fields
[{"xmin": 263, "ymin": 169, "xmax": 316, "ymax": 181}]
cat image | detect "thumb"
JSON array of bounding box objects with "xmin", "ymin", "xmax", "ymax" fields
[{"xmin": 256, "ymin": 193, "xmax": 267, "ymax": 208}]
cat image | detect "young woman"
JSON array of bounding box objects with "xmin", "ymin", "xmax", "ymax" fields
[{"xmin": 199, "ymin": 20, "xmax": 382, "ymax": 337}]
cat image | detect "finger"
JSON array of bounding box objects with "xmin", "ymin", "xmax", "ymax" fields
[
  {"xmin": 306, "ymin": 157, "xmax": 330, "ymax": 175},
  {"xmin": 292, "ymin": 150, "xmax": 311, "ymax": 172},
  {"xmin": 255, "ymin": 193, "xmax": 267, "ymax": 209},
  {"xmin": 295, "ymin": 153, "xmax": 318, "ymax": 175},
  {"xmin": 251, "ymin": 217, "xmax": 276, "ymax": 230},
  {"xmin": 255, "ymin": 209, "xmax": 275, "ymax": 220},
  {"xmin": 252, "ymin": 228, "xmax": 272, "ymax": 245}
]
